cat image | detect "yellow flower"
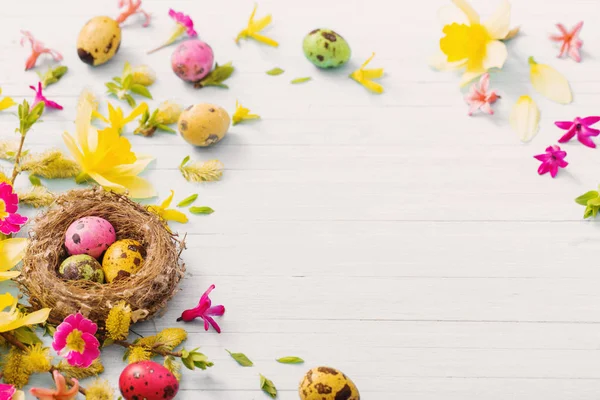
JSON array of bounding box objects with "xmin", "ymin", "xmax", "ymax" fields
[
  {"xmin": 94, "ymin": 102, "xmax": 148, "ymax": 135},
  {"xmin": 105, "ymin": 301, "xmax": 132, "ymax": 340},
  {"xmin": 0, "ymin": 293, "xmax": 49, "ymax": 332},
  {"xmin": 2, "ymin": 348, "xmax": 29, "ymax": 388},
  {"xmin": 0, "ymin": 238, "xmax": 28, "ymax": 281},
  {"xmin": 85, "ymin": 378, "xmax": 115, "ymax": 400},
  {"xmin": 22, "ymin": 344, "xmax": 52, "ymax": 373},
  {"xmin": 148, "ymin": 191, "xmax": 188, "ymax": 224},
  {"xmin": 349, "ymin": 53, "xmax": 384, "ymax": 94},
  {"xmin": 63, "ymin": 91, "xmax": 156, "ymax": 199},
  {"xmin": 0, "ymin": 88, "xmax": 16, "ymax": 111},
  {"xmin": 236, "ymin": 4, "xmax": 278, "ymax": 47},
  {"xmin": 528, "ymin": 57, "xmax": 572, "ymax": 104},
  {"xmin": 431, "ymin": 0, "xmax": 511, "ymax": 86},
  {"xmin": 232, "ymin": 101, "xmax": 260, "ymax": 125}
]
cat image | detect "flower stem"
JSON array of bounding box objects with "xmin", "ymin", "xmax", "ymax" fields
[
  {"xmin": 147, "ymin": 25, "xmax": 185, "ymax": 54},
  {"xmin": 0, "ymin": 331, "xmax": 27, "ymax": 350},
  {"xmin": 75, "ymin": 172, "xmax": 90, "ymax": 184},
  {"xmin": 114, "ymin": 340, "xmax": 183, "ymax": 357},
  {"xmin": 10, "ymin": 134, "xmax": 27, "ymax": 185}
]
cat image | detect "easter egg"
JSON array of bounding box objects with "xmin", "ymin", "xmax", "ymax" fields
[
  {"xmin": 302, "ymin": 29, "xmax": 351, "ymax": 68},
  {"xmin": 102, "ymin": 239, "xmax": 145, "ymax": 283},
  {"xmin": 119, "ymin": 361, "xmax": 179, "ymax": 400},
  {"xmin": 77, "ymin": 16, "xmax": 122, "ymax": 66},
  {"xmin": 299, "ymin": 366, "xmax": 360, "ymax": 400},
  {"xmin": 58, "ymin": 255, "xmax": 104, "ymax": 283},
  {"xmin": 65, "ymin": 216, "xmax": 116, "ymax": 259},
  {"xmin": 178, "ymin": 103, "xmax": 230, "ymax": 147},
  {"xmin": 171, "ymin": 40, "xmax": 214, "ymax": 82}
]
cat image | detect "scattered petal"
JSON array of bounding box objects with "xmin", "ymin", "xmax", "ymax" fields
[
  {"xmin": 529, "ymin": 57, "xmax": 572, "ymax": 104},
  {"xmin": 236, "ymin": 5, "xmax": 278, "ymax": 47},
  {"xmin": 266, "ymin": 67, "xmax": 284, "ymax": 76},
  {"xmin": 349, "ymin": 53, "xmax": 384, "ymax": 93},
  {"xmin": 533, "ymin": 145, "xmax": 568, "ymax": 178},
  {"xmin": 232, "ymin": 100, "xmax": 260, "ymax": 125},
  {"xmin": 510, "ymin": 95, "xmax": 540, "ymax": 142}
]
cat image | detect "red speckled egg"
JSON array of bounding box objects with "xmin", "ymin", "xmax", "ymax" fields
[
  {"xmin": 171, "ymin": 39, "xmax": 214, "ymax": 82},
  {"xmin": 119, "ymin": 361, "xmax": 179, "ymax": 400},
  {"xmin": 65, "ymin": 216, "xmax": 116, "ymax": 259}
]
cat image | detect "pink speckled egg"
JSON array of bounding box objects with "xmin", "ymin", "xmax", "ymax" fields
[
  {"xmin": 171, "ymin": 40, "xmax": 214, "ymax": 82},
  {"xmin": 65, "ymin": 216, "xmax": 116, "ymax": 259}
]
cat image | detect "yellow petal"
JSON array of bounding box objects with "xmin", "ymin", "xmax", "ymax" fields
[
  {"xmin": 12, "ymin": 391, "xmax": 24, "ymax": 400},
  {"xmin": 88, "ymin": 171, "xmax": 127, "ymax": 194},
  {"xmin": 428, "ymin": 51, "xmax": 467, "ymax": 71},
  {"xmin": 249, "ymin": 33, "xmax": 279, "ymax": 47},
  {"xmin": 452, "ymin": 0, "xmax": 480, "ymax": 24},
  {"xmin": 437, "ymin": 4, "xmax": 468, "ymax": 26},
  {"xmin": 529, "ymin": 58, "xmax": 572, "ymax": 104},
  {"xmin": 0, "ymin": 238, "xmax": 28, "ymax": 272},
  {"xmin": 62, "ymin": 132, "xmax": 86, "ymax": 167},
  {"xmin": 124, "ymin": 102, "xmax": 149, "ymax": 124},
  {"xmin": 362, "ymin": 68, "xmax": 385, "ymax": 79},
  {"xmin": 0, "ymin": 97, "xmax": 16, "ymax": 111},
  {"xmin": 161, "ymin": 209, "xmax": 189, "ymax": 223},
  {"xmin": 92, "ymin": 110, "xmax": 109, "ymax": 124},
  {"xmin": 0, "ymin": 293, "xmax": 16, "ymax": 310},
  {"xmin": 482, "ymin": 40, "xmax": 507, "ymax": 70},
  {"xmin": 359, "ymin": 79, "xmax": 384, "ymax": 94},
  {"xmin": 160, "ymin": 190, "xmax": 175, "ymax": 209},
  {"xmin": 250, "ymin": 15, "xmax": 272, "ymax": 32},
  {"xmin": 76, "ymin": 90, "xmax": 96, "ymax": 153},
  {"xmin": 108, "ymin": 175, "xmax": 156, "ymax": 199},
  {"xmin": 105, "ymin": 154, "xmax": 153, "ymax": 177},
  {"xmin": 0, "ymin": 308, "xmax": 50, "ymax": 332},
  {"xmin": 510, "ymin": 95, "xmax": 540, "ymax": 142},
  {"xmin": 483, "ymin": 0, "xmax": 511, "ymax": 40},
  {"xmin": 0, "ymin": 271, "xmax": 21, "ymax": 281}
]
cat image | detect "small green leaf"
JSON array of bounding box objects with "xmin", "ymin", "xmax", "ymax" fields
[
  {"xmin": 575, "ymin": 191, "xmax": 598, "ymax": 205},
  {"xmin": 13, "ymin": 326, "xmax": 42, "ymax": 345},
  {"xmin": 124, "ymin": 94, "xmax": 136, "ymax": 107},
  {"xmin": 588, "ymin": 197, "xmax": 600, "ymax": 207},
  {"xmin": 102, "ymin": 338, "xmax": 115, "ymax": 348},
  {"xmin": 156, "ymin": 124, "xmax": 176, "ymax": 133},
  {"xmin": 180, "ymin": 155, "xmax": 190, "ymax": 168},
  {"xmin": 106, "ymin": 82, "xmax": 120, "ymax": 92},
  {"xmin": 260, "ymin": 374, "xmax": 278, "ymax": 398},
  {"xmin": 43, "ymin": 324, "xmax": 56, "ymax": 337},
  {"xmin": 122, "ymin": 74, "xmax": 133, "ymax": 90},
  {"xmin": 189, "ymin": 206, "xmax": 214, "ymax": 215},
  {"xmin": 291, "ymin": 77, "xmax": 311, "ymax": 84},
  {"xmin": 195, "ymin": 62, "xmax": 234, "ymax": 89},
  {"xmin": 29, "ymin": 175, "xmax": 42, "ymax": 186},
  {"xmin": 266, "ymin": 67, "xmax": 285, "ymax": 76},
  {"xmin": 226, "ymin": 350, "xmax": 254, "ymax": 367},
  {"xmin": 177, "ymin": 194, "xmax": 198, "ymax": 208},
  {"xmin": 276, "ymin": 356, "xmax": 304, "ymax": 364},
  {"xmin": 114, "ymin": 77, "xmax": 122, "ymax": 84},
  {"xmin": 130, "ymin": 84, "xmax": 153, "ymax": 99}
]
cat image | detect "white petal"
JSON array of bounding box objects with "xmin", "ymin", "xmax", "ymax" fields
[
  {"xmin": 429, "ymin": 51, "xmax": 467, "ymax": 71},
  {"xmin": 452, "ymin": 0, "xmax": 480, "ymax": 24},
  {"xmin": 530, "ymin": 62, "xmax": 573, "ymax": 104},
  {"xmin": 483, "ymin": 0, "xmax": 511, "ymax": 39},
  {"xmin": 437, "ymin": 4, "xmax": 468, "ymax": 26},
  {"xmin": 482, "ymin": 40, "xmax": 508, "ymax": 70},
  {"xmin": 510, "ymin": 95, "xmax": 540, "ymax": 142}
]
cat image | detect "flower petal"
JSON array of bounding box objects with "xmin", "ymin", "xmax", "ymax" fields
[
  {"xmin": 428, "ymin": 51, "xmax": 467, "ymax": 71},
  {"xmin": 510, "ymin": 95, "xmax": 540, "ymax": 143},
  {"xmin": 459, "ymin": 70, "xmax": 485, "ymax": 87},
  {"xmin": 558, "ymin": 125, "xmax": 577, "ymax": 143},
  {"xmin": 0, "ymin": 271, "xmax": 21, "ymax": 282},
  {"xmin": 0, "ymin": 238, "xmax": 28, "ymax": 272},
  {"xmin": 580, "ymin": 116, "xmax": 600, "ymax": 126},
  {"xmin": 161, "ymin": 209, "xmax": 189, "ymax": 223},
  {"xmin": 529, "ymin": 59, "xmax": 572, "ymax": 104},
  {"xmin": 579, "ymin": 135, "xmax": 596, "ymax": 148},
  {"xmin": 0, "ymin": 97, "xmax": 16, "ymax": 111},
  {"xmin": 437, "ymin": 4, "xmax": 468, "ymax": 26},
  {"xmin": 482, "ymin": 40, "xmax": 507, "ymax": 70},
  {"xmin": 483, "ymin": 0, "xmax": 511, "ymax": 39},
  {"xmin": 452, "ymin": 0, "xmax": 480, "ymax": 24},
  {"xmin": 554, "ymin": 121, "xmax": 574, "ymax": 130}
]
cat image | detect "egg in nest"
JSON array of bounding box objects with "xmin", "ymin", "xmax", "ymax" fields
[{"xmin": 102, "ymin": 239, "xmax": 145, "ymax": 283}]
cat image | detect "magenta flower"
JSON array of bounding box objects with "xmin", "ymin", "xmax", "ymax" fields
[
  {"xmin": 148, "ymin": 9, "xmax": 197, "ymax": 54},
  {"xmin": 30, "ymin": 82, "xmax": 62, "ymax": 110},
  {"xmin": 0, "ymin": 384, "xmax": 16, "ymax": 400},
  {"xmin": 177, "ymin": 284, "xmax": 225, "ymax": 333},
  {"xmin": 556, "ymin": 116, "xmax": 600, "ymax": 148},
  {"xmin": 550, "ymin": 21, "xmax": 583, "ymax": 62},
  {"xmin": 464, "ymin": 73, "xmax": 499, "ymax": 116},
  {"xmin": 52, "ymin": 313, "xmax": 100, "ymax": 368},
  {"xmin": 534, "ymin": 145, "xmax": 568, "ymax": 178},
  {"xmin": 20, "ymin": 31, "xmax": 63, "ymax": 71},
  {"xmin": 0, "ymin": 183, "xmax": 27, "ymax": 235}
]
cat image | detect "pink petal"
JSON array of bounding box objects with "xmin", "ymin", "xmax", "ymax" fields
[
  {"xmin": 581, "ymin": 126, "xmax": 600, "ymax": 136},
  {"xmin": 556, "ymin": 23, "xmax": 569, "ymax": 35},
  {"xmin": 479, "ymin": 73, "xmax": 490, "ymax": 93},
  {"xmin": 579, "ymin": 135, "xmax": 596, "ymax": 148},
  {"xmin": 555, "ymin": 121, "xmax": 574, "ymax": 130},
  {"xmin": 568, "ymin": 46, "xmax": 581, "ymax": 62},
  {"xmin": 205, "ymin": 305, "xmax": 225, "ymax": 316},
  {"xmin": 203, "ymin": 317, "xmax": 209, "ymax": 331},
  {"xmin": 78, "ymin": 317, "xmax": 98, "ymax": 335},
  {"xmin": 5, "ymin": 213, "xmax": 28, "ymax": 226},
  {"xmin": 0, "ymin": 221, "xmax": 21, "ymax": 235},
  {"xmin": 550, "ymin": 164, "xmax": 559, "ymax": 178},
  {"xmin": 52, "ymin": 327, "xmax": 70, "ymax": 351},
  {"xmin": 44, "ymin": 99, "xmax": 63, "ymax": 110},
  {"xmin": 538, "ymin": 162, "xmax": 551, "ymax": 175},
  {"xmin": 580, "ymin": 116, "xmax": 600, "ymax": 126},
  {"xmin": 534, "ymin": 154, "xmax": 551, "ymax": 162},
  {"xmin": 549, "ymin": 34, "xmax": 565, "ymax": 42},
  {"xmin": 558, "ymin": 126, "xmax": 577, "ymax": 143},
  {"xmin": 571, "ymin": 21, "xmax": 584, "ymax": 36},
  {"xmin": 557, "ymin": 159, "xmax": 568, "ymax": 168},
  {"xmin": 203, "ymin": 315, "xmax": 221, "ymax": 333},
  {"xmin": 552, "ymin": 150, "xmax": 567, "ymax": 159},
  {"xmin": 480, "ymin": 102, "xmax": 494, "ymax": 115}
]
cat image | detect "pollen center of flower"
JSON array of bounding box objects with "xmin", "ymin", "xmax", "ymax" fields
[
  {"xmin": 0, "ymin": 200, "xmax": 8, "ymax": 220},
  {"xmin": 440, "ymin": 23, "xmax": 490, "ymax": 68},
  {"xmin": 65, "ymin": 329, "xmax": 86, "ymax": 354},
  {"xmin": 576, "ymin": 123, "xmax": 582, "ymax": 130}
]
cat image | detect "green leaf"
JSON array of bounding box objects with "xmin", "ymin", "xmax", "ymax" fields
[
  {"xmin": 587, "ymin": 197, "xmax": 600, "ymax": 207},
  {"xmin": 114, "ymin": 77, "xmax": 122, "ymax": 85},
  {"xmin": 195, "ymin": 62, "xmax": 234, "ymax": 88},
  {"xmin": 180, "ymin": 156, "xmax": 190, "ymax": 168},
  {"xmin": 181, "ymin": 348, "xmax": 214, "ymax": 370},
  {"xmin": 122, "ymin": 62, "xmax": 132, "ymax": 83},
  {"xmin": 177, "ymin": 194, "xmax": 198, "ymax": 208},
  {"xmin": 43, "ymin": 324, "xmax": 56, "ymax": 337},
  {"xmin": 102, "ymin": 338, "xmax": 115, "ymax": 348},
  {"xmin": 189, "ymin": 206, "xmax": 214, "ymax": 215},
  {"xmin": 122, "ymin": 74, "xmax": 133, "ymax": 91},
  {"xmin": 156, "ymin": 124, "xmax": 176, "ymax": 133},
  {"xmin": 130, "ymin": 84, "xmax": 153, "ymax": 99},
  {"xmin": 276, "ymin": 356, "xmax": 304, "ymax": 364},
  {"xmin": 124, "ymin": 94, "xmax": 136, "ymax": 108},
  {"xmin": 53, "ymin": 65, "xmax": 68, "ymax": 79},
  {"xmin": 106, "ymin": 82, "xmax": 120, "ymax": 92},
  {"xmin": 260, "ymin": 374, "xmax": 278, "ymax": 398},
  {"xmin": 13, "ymin": 326, "xmax": 42, "ymax": 345},
  {"xmin": 291, "ymin": 77, "xmax": 312, "ymax": 84},
  {"xmin": 266, "ymin": 67, "xmax": 285, "ymax": 76},
  {"xmin": 226, "ymin": 350, "xmax": 254, "ymax": 367},
  {"xmin": 575, "ymin": 191, "xmax": 598, "ymax": 205},
  {"xmin": 29, "ymin": 175, "xmax": 42, "ymax": 186}
]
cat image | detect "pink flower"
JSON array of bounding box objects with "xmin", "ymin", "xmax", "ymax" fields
[
  {"xmin": 30, "ymin": 82, "xmax": 62, "ymax": 110},
  {"xmin": 555, "ymin": 116, "xmax": 600, "ymax": 148},
  {"xmin": 0, "ymin": 183, "xmax": 27, "ymax": 235},
  {"xmin": 534, "ymin": 145, "xmax": 568, "ymax": 178},
  {"xmin": 29, "ymin": 370, "xmax": 78, "ymax": 400},
  {"xmin": 116, "ymin": 0, "xmax": 151, "ymax": 27},
  {"xmin": 20, "ymin": 31, "xmax": 62, "ymax": 71},
  {"xmin": 52, "ymin": 313, "xmax": 100, "ymax": 368},
  {"xmin": 0, "ymin": 384, "xmax": 16, "ymax": 400},
  {"xmin": 550, "ymin": 22, "xmax": 583, "ymax": 62},
  {"xmin": 464, "ymin": 73, "xmax": 499, "ymax": 116},
  {"xmin": 169, "ymin": 9, "xmax": 197, "ymax": 37},
  {"xmin": 177, "ymin": 284, "xmax": 225, "ymax": 333}
]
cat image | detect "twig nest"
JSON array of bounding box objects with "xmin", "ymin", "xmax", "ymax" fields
[{"xmin": 18, "ymin": 187, "xmax": 185, "ymax": 326}]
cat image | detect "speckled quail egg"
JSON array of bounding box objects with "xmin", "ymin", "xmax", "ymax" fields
[
  {"xmin": 102, "ymin": 239, "xmax": 145, "ymax": 283},
  {"xmin": 59, "ymin": 254, "xmax": 105, "ymax": 283},
  {"xmin": 65, "ymin": 216, "xmax": 116, "ymax": 259},
  {"xmin": 77, "ymin": 16, "xmax": 122, "ymax": 66},
  {"xmin": 299, "ymin": 366, "xmax": 360, "ymax": 400},
  {"xmin": 302, "ymin": 29, "xmax": 351, "ymax": 68},
  {"xmin": 178, "ymin": 103, "xmax": 230, "ymax": 147}
]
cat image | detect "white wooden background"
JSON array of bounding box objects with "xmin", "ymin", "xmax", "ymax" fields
[{"xmin": 2, "ymin": 0, "xmax": 600, "ymax": 398}]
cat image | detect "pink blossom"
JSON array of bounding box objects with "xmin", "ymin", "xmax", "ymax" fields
[
  {"xmin": 464, "ymin": 73, "xmax": 499, "ymax": 116},
  {"xmin": 0, "ymin": 384, "xmax": 16, "ymax": 400},
  {"xmin": 52, "ymin": 313, "xmax": 100, "ymax": 368},
  {"xmin": 20, "ymin": 31, "xmax": 62, "ymax": 71},
  {"xmin": 550, "ymin": 22, "xmax": 583, "ymax": 62},
  {"xmin": 177, "ymin": 284, "xmax": 225, "ymax": 333},
  {"xmin": 30, "ymin": 82, "xmax": 62, "ymax": 110},
  {"xmin": 116, "ymin": 0, "xmax": 151, "ymax": 27},
  {"xmin": 29, "ymin": 370, "xmax": 78, "ymax": 400},
  {"xmin": 555, "ymin": 116, "xmax": 600, "ymax": 148},
  {"xmin": 0, "ymin": 183, "xmax": 27, "ymax": 235},
  {"xmin": 169, "ymin": 9, "xmax": 197, "ymax": 37},
  {"xmin": 534, "ymin": 145, "xmax": 568, "ymax": 178}
]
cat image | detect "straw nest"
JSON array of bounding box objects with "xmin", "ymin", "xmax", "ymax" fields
[{"xmin": 18, "ymin": 187, "xmax": 186, "ymax": 327}]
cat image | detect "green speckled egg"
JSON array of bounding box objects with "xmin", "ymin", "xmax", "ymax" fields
[
  {"xmin": 59, "ymin": 254, "xmax": 105, "ymax": 283},
  {"xmin": 302, "ymin": 29, "xmax": 351, "ymax": 68}
]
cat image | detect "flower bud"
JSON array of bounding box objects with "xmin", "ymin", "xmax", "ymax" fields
[
  {"xmin": 131, "ymin": 65, "xmax": 156, "ymax": 86},
  {"xmin": 156, "ymin": 101, "xmax": 182, "ymax": 124}
]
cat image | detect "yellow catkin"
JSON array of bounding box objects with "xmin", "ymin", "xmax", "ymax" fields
[
  {"xmin": 2, "ymin": 348, "xmax": 30, "ymax": 388},
  {"xmin": 127, "ymin": 346, "xmax": 152, "ymax": 364},
  {"xmin": 180, "ymin": 159, "xmax": 224, "ymax": 182},
  {"xmin": 0, "ymin": 140, "xmax": 21, "ymax": 161},
  {"xmin": 20, "ymin": 150, "xmax": 81, "ymax": 179},
  {"xmin": 17, "ymin": 186, "xmax": 55, "ymax": 208},
  {"xmin": 22, "ymin": 344, "xmax": 52, "ymax": 373},
  {"xmin": 105, "ymin": 301, "xmax": 132, "ymax": 340},
  {"xmin": 85, "ymin": 378, "xmax": 115, "ymax": 400},
  {"xmin": 155, "ymin": 328, "xmax": 187, "ymax": 350},
  {"xmin": 57, "ymin": 359, "xmax": 104, "ymax": 379},
  {"xmin": 163, "ymin": 356, "xmax": 182, "ymax": 381}
]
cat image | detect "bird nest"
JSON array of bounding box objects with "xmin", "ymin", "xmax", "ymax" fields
[{"xmin": 18, "ymin": 187, "xmax": 186, "ymax": 328}]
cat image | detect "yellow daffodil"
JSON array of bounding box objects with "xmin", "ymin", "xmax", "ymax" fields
[
  {"xmin": 431, "ymin": 0, "xmax": 512, "ymax": 86},
  {"xmin": 349, "ymin": 53, "xmax": 384, "ymax": 93},
  {"xmin": 236, "ymin": 5, "xmax": 278, "ymax": 47},
  {"xmin": 63, "ymin": 91, "xmax": 156, "ymax": 199},
  {"xmin": 232, "ymin": 101, "xmax": 260, "ymax": 125},
  {"xmin": 148, "ymin": 191, "xmax": 188, "ymax": 224},
  {"xmin": 0, "ymin": 292, "xmax": 50, "ymax": 333},
  {"xmin": 528, "ymin": 57, "xmax": 572, "ymax": 104},
  {"xmin": 93, "ymin": 102, "xmax": 148, "ymax": 135},
  {"xmin": 0, "ymin": 88, "xmax": 16, "ymax": 111},
  {"xmin": 0, "ymin": 238, "xmax": 28, "ymax": 281}
]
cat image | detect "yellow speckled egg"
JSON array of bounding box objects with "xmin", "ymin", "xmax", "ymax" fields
[
  {"xmin": 77, "ymin": 16, "xmax": 121, "ymax": 66},
  {"xmin": 102, "ymin": 239, "xmax": 145, "ymax": 283},
  {"xmin": 299, "ymin": 367, "xmax": 360, "ymax": 400},
  {"xmin": 178, "ymin": 103, "xmax": 230, "ymax": 147}
]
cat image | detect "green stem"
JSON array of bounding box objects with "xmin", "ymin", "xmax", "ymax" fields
[
  {"xmin": 10, "ymin": 134, "xmax": 26, "ymax": 185},
  {"xmin": 147, "ymin": 25, "xmax": 186, "ymax": 54},
  {"xmin": 75, "ymin": 172, "xmax": 90, "ymax": 184}
]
